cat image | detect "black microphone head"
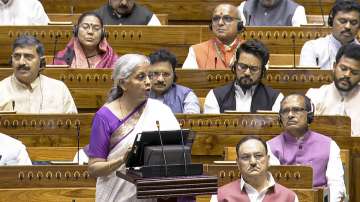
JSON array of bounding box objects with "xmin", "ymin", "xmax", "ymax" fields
[{"xmin": 156, "ymin": 120, "xmax": 160, "ymax": 129}]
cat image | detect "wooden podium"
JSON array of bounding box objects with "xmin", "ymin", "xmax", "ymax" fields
[{"xmin": 116, "ymin": 170, "xmax": 218, "ymax": 199}]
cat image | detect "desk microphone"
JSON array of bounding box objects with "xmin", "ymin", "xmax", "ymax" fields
[
  {"xmin": 76, "ymin": 124, "xmax": 80, "ymax": 165},
  {"xmin": 318, "ymin": 0, "xmax": 326, "ymax": 26},
  {"xmin": 156, "ymin": 120, "xmax": 168, "ymax": 176},
  {"xmin": 247, "ymin": 15, "xmax": 252, "ymax": 26},
  {"xmin": 214, "ymin": 57, "xmax": 217, "ymax": 69},
  {"xmin": 179, "ymin": 124, "xmax": 188, "ymax": 175},
  {"xmin": 52, "ymin": 34, "xmax": 59, "ymax": 64}
]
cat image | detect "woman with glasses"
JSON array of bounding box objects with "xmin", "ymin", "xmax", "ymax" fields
[{"xmin": 53, "ymin": 12, "xmax": 118, "ymax": 68}]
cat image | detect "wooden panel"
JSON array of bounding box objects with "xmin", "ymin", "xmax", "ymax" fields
[
  {"xmin": 48, "ymin": 13, "xmax": 169, "ymax": 25},
  {"xmin": 0, "ymin": 188, "xmax": 95, "ymax": 202},
  {"xmin": 27, "ymin": 147, "xmax": 78, "ymax": 161},
  {"xmin": 0, "ymin": 25, "xmax": 332, "ymax": 65},
  {"xmin": 40, "ymin": 0, "xmax": 336, "ymax": 21}
]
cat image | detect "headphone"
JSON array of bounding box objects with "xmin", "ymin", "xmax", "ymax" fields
[
  {"xmin": 278, "ymin": 94, "xmax": 315, "ymax": 125},
  {"xmin": 209, "ymin": 20, "xmax": 245, "ymax": 33},
  {"xmin": 9, "ymin": 56, "xmax": 46, "ymax": 69},
  {"xmin": 73, "ymin": 25, "xmax": 106, "ymax": 40},
  {"xmin": 230, "ymin": 47, "xmax": 267, "ymax": 79}
]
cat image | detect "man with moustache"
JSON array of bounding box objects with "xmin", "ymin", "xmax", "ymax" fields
[
  {"xmin": 267, "ymin": 94, "xmax": 346, "ymax": 202},
  {"xmin": 148, "ymin": 49, "xmax": 200, "ymax": 113},
  {"xmin": 306, "ymin": 43, "xmax": 360, "ymax": 136},
  {"xmin": 182, "ymin": 4, "xmax": 244, "ymax": 69},
  {"xmin": 95, "ymin": 0, "xmax": 161, "ymax": 25},
  {"xmin": 238, "ymin": 0, "xmax": 307, "ymax": 26},
  {"xmin": 0, "ymin": 35, "xmax": 78, "ymax": 113},
  {"xmin": 300, "ymin": 1, "xmax": 360, "ymax": 69},
  {"xmin": 211, "ymin": 136, "xmax": 298, "ymax": 202},
  {"xmin": 0, "ymin": 0, "xmax": 49, "ymax": 25},
  {"xmin": 204, "ymin": 40, "xmax": 283, "ymax": 113}
]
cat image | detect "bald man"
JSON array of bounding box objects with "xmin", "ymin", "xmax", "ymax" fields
[
  {"xmin": 238, "ymin": 0, "xmax": 307, "ymax": 26},
  {"xmin": 182, "ymin": 4, "xmax": 244, "ymax": 69}
]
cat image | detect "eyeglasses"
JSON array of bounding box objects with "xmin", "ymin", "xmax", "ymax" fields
[
  {"xmin": 235, "ymin": 63, "xmax": 261, "ymax": 73},
  {"xmin": 238, "ymin": 153, "xmax": 265, "ymax": 162},
  {"xmin": 279, "ymin": 107, "xmax": 306, "ymax": 116},
  {"xmin": 337, "ymin": 64, "xmax": 360, "ymax": 76},
  {"xmin": 148, "ymin": 72, "xmax": 172, "ymax": 79},
  {"xmin": 212, "ymin": 15, "xmax": 240, "ymax": 24},
  {"xmin": 12, "ymin": 53, "xmax": 35, "ymax": 62},
  {"xmin": 79, "ymin": 23, "xmax": 102, "ymax": 32}
]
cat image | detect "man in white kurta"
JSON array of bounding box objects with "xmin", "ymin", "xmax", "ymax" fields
[
  {"xmin": 0, "ymin": 133, "xmax": 32, "ymax": 165},
  {"xmin": 306, "ymin": 43, "xmax": 360, "ymax": 136},
  {"xmin": 0, "ymin": 0, "xmax": 49, "ymax": 25},
  {"xmin": 0, "ymin": 35, "xmax": 77, "ymax": 113},
  {"xmin": 299, "ymin": 1, "xmax": 360, "ymax": 69}
]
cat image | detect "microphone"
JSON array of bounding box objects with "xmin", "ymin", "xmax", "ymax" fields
[
  {"xmin": 247, "ymin": 15, "xmax": 252, "ymax": 26},
  {"xmin": 12, "ymin": 100, "xmax": 15, "ymax": 111},
  {"xmin": 52, "ymin": 34, "xmax": 59, "ymax": 64},
  {"xmin": 76, "ymin": 123, "xmax": 80, "ymax": 165},
  {"xmin": 318, "ymin": 0, "xmax": 326, "ymax": 26},
  {"xmin": 316, "ymin": 57, "xmax": 319, "ymax": 66},
  {"xmin": 156, "ymin": 120, "xmax": 168, "ymax": 176},
  {"xmin": 214, "ymin": 57, "xmax": 217, "ymax": 69},
  {"xmin": 179, "ymin": 124, "xmax": 188, "ymax": 175}
]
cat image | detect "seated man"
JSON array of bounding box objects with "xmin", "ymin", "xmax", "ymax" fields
[
  {"xmin": 300, "ymin": 1, "xmax": 360, "ymax": 69},
  {"xmin": 211, "ymin": 136, "xmax": 298, "ymax": 202},
  {"xmin": 0, "ymin": 0, "xmax": 49, "ymax": 25},
  {"xmin": 306, "ymin": 43, "xmax": 360, "ymax": 136},
  {"xmin": 95, "ymin": 0, "xmax": 161, "ymax": 25},
  {"xmin": 53, "ymin": 12, "xmax": 118, "ymax": 68},
  {"xmin": 149, "ymin": 49, "xmax": 200, "ymax": 113},
  {"xmin": 268, "ymin": 94, "xmax": 346, "ymax": 202},
  {"xmin": 182, "ymin": 4, "xmax": 244, "ymax": 69},
  {"xmin": 0, "ymin": 133, "xmax": 32, "ymax": 165},
  {"xmin": 204, "ymin": 40, "xmax": 283, "ymax": 113},
  {"xmin": 238, "ymin": 0, "xmax": 307, "ymax": 26},
  {"xmin": 0, "ymin": 35, "xmax": 78, "ymax": 113}
]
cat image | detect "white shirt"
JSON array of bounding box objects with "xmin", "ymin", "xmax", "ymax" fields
[
  {"xmin": 300, "ymin": 34, "xmax": 360, "ymax": 69},
  {"xmin": 204, "ymin": 83, "xmax": 284, "ymax": 113},
  {"xmin": 0, "ymin": 0, "xmax": 49, "ymax": 25},
  {"xmin": 0, "ymin": 75, "xmax": 78, "ymax": 113},
  {"xmin": 267, "ymin": 140, "xmax": 346, "ymax": 202},
  {"xmin": 306, "ymin": 82, "xmax": 360, "ymax": 136},
  {"xmin": 0, "ymin": 133, "xmax": 32, "ymax": 165},
  {"xmin": 210, "ymin": 173, "xmax": 299, "ymax": 202},
  {"xmin": 148, "ymin": 14, "xmax": 162, "ymax": 25},
  {"xmin": 237, "ymin": 1, "xmax": 307, "ymax": 26}
]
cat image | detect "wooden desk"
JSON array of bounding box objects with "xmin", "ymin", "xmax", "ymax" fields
[
  {"xmin": 0, "ymin": 25, "xmax": 332, "ymax": 65},
  {"xmin": 0, "ymin": 68, "xmax": 332, "ymax": 111},
  {"xmin": 40, "ymin": 0, "xmax": 335, "ymax": 23}
]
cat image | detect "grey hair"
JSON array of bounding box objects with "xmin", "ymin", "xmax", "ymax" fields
[{"xmin": 107, "ymin": 54, "xmax": 150, "ymax": 102}]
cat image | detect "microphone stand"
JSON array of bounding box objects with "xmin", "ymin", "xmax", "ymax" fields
[
  {"xmin": 179, "ymin": 125, "xmax": 188, "ymax": 175},
  {"xmin": 292, "ymin": 35, "xmax": 296, "ymax": 68},
  {"xmin": 156, "ymin": 121, "xmax": 168, "ymax": 177},
  {"xmin": 52, "ymin": 34, "xmax": 59, "ymax": 64},
  {"xmin": 76, "ymin": 124, "xmax": 80, "ymax": 165},
  {"xmin": 318, "ymin": 0, "xmax": 326, "ymax": 26}
]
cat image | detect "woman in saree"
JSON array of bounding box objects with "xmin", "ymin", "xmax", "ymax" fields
[
  {"xmin": 87, "ymin": 54, "xmax": 180, "ymax": 201},
  {"xmin": 53, "ymin": 12, "xmax": 118, "ymax": 68}
]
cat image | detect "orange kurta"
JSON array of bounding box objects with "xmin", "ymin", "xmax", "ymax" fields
[{"xmin": 193, "ymin": 38, "xmax": 242, "ymax": 69}]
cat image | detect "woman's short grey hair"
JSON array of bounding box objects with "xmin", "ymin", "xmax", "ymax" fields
[{"xmin": 107, "ymin": 54, "xmax": 150, "ymax": 102}]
